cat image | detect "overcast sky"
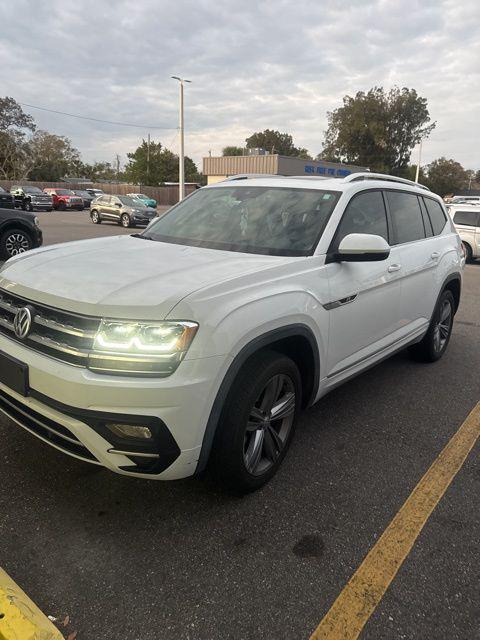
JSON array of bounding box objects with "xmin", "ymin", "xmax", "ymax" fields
[{"xmin": 1, "ymin": 0, "xmax": 479, "ymax": 172}]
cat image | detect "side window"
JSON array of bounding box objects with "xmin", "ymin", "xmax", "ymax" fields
[
  {"xmin": 423, "ymin": 198, "xmax": 447, "ymax": 235},
  {"xmin": 99, "ymin": 196, "xmax": 110, "ymax": 204},
  {"xmin": 333, "ymin": 190, "xmax": 388, "ymax": 249},
  {"xmin": 386, "ymin": 191, "xmax": 425, "ymax": 244},
  {"xmin": 452, "ymin": 210, "xmax": 479, "ymax": 227},
  {"xmin": 419, "ymin": 198, "xmax": 433, "ymax": 237}
]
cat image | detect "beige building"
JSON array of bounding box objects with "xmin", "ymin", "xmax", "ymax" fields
[{"xmin": 203, "ymin": 154, "xmax": 367, "ymax": 185}]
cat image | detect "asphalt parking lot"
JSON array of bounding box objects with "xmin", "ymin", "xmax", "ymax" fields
[{"xmin": 0, "ymin": 212, "xmax": 479, "ymax": 639}]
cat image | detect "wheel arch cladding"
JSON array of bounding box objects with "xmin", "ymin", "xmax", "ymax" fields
[
  {"xmin": 0, "ymin": 221, "xmax": 33, "ymax": 237},
  {"xmin": 195, "ymin": 324, "xmax": 320, "ymax": 474},
  {"xmin": 443, "ymin": 274, "xmax": 461, "ymax": 313}
]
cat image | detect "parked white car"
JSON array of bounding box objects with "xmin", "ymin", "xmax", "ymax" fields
[
  {"xmin": 447, "ymin": 203, "xmax": 480, "ymax": 262},
  {"xmin": 450, "ymin": 195, "xmax": 480, "ymax": 204},
  {"xmin": 0, "ymin": 173, "xmax": 463, "ymax": 492}
]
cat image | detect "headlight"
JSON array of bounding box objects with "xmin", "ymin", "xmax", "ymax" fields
[{"xmin": 88, "ymin": 320, "xmax": 198, "ymax": 376}]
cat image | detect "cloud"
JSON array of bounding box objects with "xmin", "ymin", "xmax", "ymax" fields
[{"xmin": 1, "ymin": 0, "xmax": 479, "ymax": 170}]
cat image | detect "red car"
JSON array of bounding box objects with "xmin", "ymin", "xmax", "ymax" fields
[{"xmin": 43, "ymin": 188, "xmax": 84, "ymax": 211}]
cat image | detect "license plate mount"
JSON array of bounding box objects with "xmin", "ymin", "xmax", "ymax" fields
[{"xmin": 0, "ymin": 351, "xmax": 29, "ymax": 396}]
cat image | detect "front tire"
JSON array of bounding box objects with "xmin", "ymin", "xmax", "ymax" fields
[
  {"xmin": 409, "ymin": 290, "xmax": 455, "ymax": 362},
  {"xmin": 121, "ymin": 213, "xmax": 131, "ymax": 228},
  {"xmin": 210, "ymin": 350, "xmax": 301, "ymax": 493},
  {"xmin": 0, "ymin": 228, "xmax": 33, "ymax": 259},
  {"xmin": 24, "ymin": 201, "xmax": 33, "ymax": 212}
]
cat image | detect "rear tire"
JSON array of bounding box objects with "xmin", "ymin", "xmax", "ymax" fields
[
  {"xmin": 209, "ymin": 350, "xmax": 301, "ymax": 493},
  {"xmin": 409, "ymin": 290, "xmax": 454, "ymax": 362},
  {"xmin": 90, "ymin": 210, "xmax": 101, "ymax": 224}
]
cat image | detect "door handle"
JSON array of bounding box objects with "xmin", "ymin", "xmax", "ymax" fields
[
  {"xmin": 387, "ymin": 264, "xmax": 402, "ymax": 273},
  {"xmin": 431, "ymin": 252, "xmax": 440, "ymax": 260}
]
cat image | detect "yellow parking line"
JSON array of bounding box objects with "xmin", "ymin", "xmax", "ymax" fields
[
  {"xmin": 310, "ymin": 402, "xmax": 480, "ymax": 640},
  {"xmin": 0, "ymin": 568, "xmax": 63, "ymax": 640}
]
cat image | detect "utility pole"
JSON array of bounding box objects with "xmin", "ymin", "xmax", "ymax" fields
[
  {"xmin": 172, "ymin": 76, "xmax": 191, "ymax": 201},
  {"xmin": 115, "ymin": 154, "xmax": 120, "ymax": 180},
  {"xmin": 147, "ymin": 133, "xmax": 150, "ymax": 185},
  {"xmin": 415, "ymin": 140, "xmax": 423, "ymax": 183}
]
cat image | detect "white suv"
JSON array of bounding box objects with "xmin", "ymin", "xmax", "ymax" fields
[
  {"xmin": 447, "ymin": 203, "xmax": 480, "ymax": 262},
  {"xmin": 0, "ymin": 173, "xmax": 463, "ymax": 492}
]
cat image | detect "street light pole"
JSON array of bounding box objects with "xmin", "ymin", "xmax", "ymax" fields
[
  {"xmin": 415, "ymin": 140, "xmax": 423, "ymax": 183},
  {"xmin": 171, "ymin": 76, "xmax": 191, "ymax": 201}
]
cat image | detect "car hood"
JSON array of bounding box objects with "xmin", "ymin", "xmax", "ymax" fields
[{"xmin": 0, "ymin": 235, "xmax": 291, "ymax": 320}]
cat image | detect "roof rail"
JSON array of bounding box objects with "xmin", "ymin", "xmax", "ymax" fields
[
  {"xmin": 342, "ymin": 172, "xmax": 431, "ymax": 192},
  {"xmin": 221, "ymin": 174, "xmax": 334, "ymax": 182},
  {"xmin": 221, "ymin": 174, "xmax": 282, "ymax": 181}
]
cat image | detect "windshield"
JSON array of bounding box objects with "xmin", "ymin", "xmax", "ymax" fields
[
  {"xmin": 143, "ymin": 186, "xmax": 340, "ymax": 256},
  {"xmin": 56, "ymin": 189, "xmax": 75, "ymax": 195},
  {"xmin": 119, "ymin": 196, "xmax": 141, "ymax": 207},
  {"xmin": 24, "ymin": 186, "xmax": 43, "ymax": 194},
  {"xmin": 74, "ymin": 190, "xmax": 90, "ymax": 197}
]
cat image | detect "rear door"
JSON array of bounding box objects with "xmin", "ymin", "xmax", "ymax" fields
[
  {"xmin": 325, "ymin": 189, "xmax": 402, "ymax": 377},
  {"xmin": 384, "ymin": 190, "xmax": 437, "ymax": 336}
]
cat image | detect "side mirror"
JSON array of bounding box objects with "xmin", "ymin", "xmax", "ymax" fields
[{"xmin": 336, "ymin": 233, "xmax": 390, "ymax": 262}]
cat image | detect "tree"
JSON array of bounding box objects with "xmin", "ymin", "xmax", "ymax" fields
[
  {"xmin": 321, "ymin": 87, "xmax": 435, "ymax": 174},
  {"xmin": 27, "ymin": 131, "xmax": 82, "ymax": 181},
  {"xmin": 398, "ymin": 164, "xmax": 427, "ymax": 183},
  {"xmin": 0, "ymin": 97, "xmax": 36, "ymax": 179},
  {"xmin": 80, "ymin": 161, "xmax": 119, "ymax": 182},
  {"xmin": 124, "ymin": 139, "xmax": 201, "ymax": 185},
  {"xmin": 0, "ymin": 97, "xmax": 35, "ymax": 132},
  {"xmin": 424, "ymin": 157, "xmax": 468, "ymax": 196},
  {"xmin": 245, "ymin": 129, "xmax": 311, "ymax": 158},
  {"xmin": 222, "ymin": 146, "xmax": 244, "ymax": 156}
]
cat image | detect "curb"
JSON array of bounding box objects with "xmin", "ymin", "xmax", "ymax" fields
[{"xmin": 0, "ymin": 568, "xmax": 63, "ymax": 640}]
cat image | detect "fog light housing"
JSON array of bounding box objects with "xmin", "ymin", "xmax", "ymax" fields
[{"xmin": 106, "ymin": 423, "xmax": 152, "ymax": 439}]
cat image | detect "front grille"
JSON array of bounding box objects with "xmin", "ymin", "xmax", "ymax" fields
[
  {"xmin": 0, "ymin": 387, "xmax": 97, "ymax": 463},
  {"xmin": 0, "ymin": 290, "xmax": 100, "ymax": 367}
]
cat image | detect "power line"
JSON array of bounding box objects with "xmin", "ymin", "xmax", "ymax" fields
[{"xmin": 19, "ymin": 102, "xmax": 178, "ymax": 130}]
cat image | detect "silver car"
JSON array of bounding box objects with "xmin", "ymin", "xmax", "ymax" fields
[{"xmin": 90, "ymin": 195, "xmax": 157, "ymax": 228}]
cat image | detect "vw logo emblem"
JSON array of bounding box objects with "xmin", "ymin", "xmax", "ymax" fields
[{"xmin": 13, "ymin": 306, "xmax": 33, "ymax": 339}]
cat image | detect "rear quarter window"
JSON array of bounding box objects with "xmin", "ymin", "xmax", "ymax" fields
[{"xmin": 424, "ymin": 198, "xmax": 448, "ymax": 235}]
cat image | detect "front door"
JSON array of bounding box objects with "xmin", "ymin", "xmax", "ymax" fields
[{"xmin": 325, "ymin": 189, "xmax": 402, "ymax": 378}]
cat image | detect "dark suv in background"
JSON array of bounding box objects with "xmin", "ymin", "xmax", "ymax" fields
[
  {"xmin": 72, "ymin": 189, "xmax": 95, "ymax": 209},
  {"xmin": 10, "ymin": 186, "xmax": 53, "ymax": 211},
  {"xmin": 0, "ymin": 206, "xmax": 43, "ymax": 258},
  {"xmin": 0, "ymin": 187, "xmax": 15, "ymax": 209},
  {"xmin": 90, "ymin": 195, "xmax": 157, "ymax": 227}
]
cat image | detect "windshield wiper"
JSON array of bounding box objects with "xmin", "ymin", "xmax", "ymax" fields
[{"xmin": 131, "ymin": 233, "xmax": 154, "ymax": 240}]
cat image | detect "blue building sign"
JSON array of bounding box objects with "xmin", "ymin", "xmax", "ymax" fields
[{"xmin": 304, "ymin": 165, "xmax": 351, "ymax": 177}]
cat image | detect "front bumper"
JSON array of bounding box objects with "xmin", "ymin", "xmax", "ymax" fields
[
  {"xmin": 0, "ymin": 332, "xmax": 226, "ymax": 480},
  {"xmin": 32, "ymin": 203, "xmax": 52, "ymax": 210}
]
